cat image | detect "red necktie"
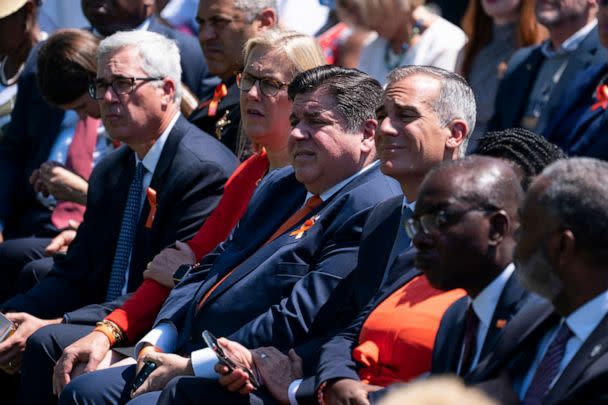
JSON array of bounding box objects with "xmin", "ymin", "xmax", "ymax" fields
[
  {"xmin": 51, "ymin": 116, "xmax": 100, "ymax": 229},
  {"xmin": 196, "ymin": 195, "xmax": 322, "ymax": 310}
]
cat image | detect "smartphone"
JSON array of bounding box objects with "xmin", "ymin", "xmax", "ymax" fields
[
  {"xmin": 202, "ymin": 330, "xmax": 261, "ymax": 389},
  {"xmin": 130, "ymin": 361, "xmax": 158, "ymax": 394},
  {"xmin": 0, "ymin": 312, "xmax": 15, "ymax": 342}
]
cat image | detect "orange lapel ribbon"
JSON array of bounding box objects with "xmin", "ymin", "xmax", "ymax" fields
[
  {"xmin": 145, "ymin": 187, "xmax": 157, "ymax": 229},
  {"xmin": 289, "ymin": 215, "xmax": 319, "ymax": 240},
  {"xmin": 495, "ymin": 319, "xmax": 507, "ymax": 329},
  {"xmin": 591, "ymin": 84, "xmax": 608, "ymax": 111},
  {"xmin": 207, "ymin": 83, "xmax": 228, "ymax": 117}
]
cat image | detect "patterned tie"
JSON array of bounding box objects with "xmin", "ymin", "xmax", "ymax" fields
[
  {"xmin": 105, "ymin": 162, "xmax": 146, "ymax": 301},
  {"xmin": 459, "ymin": 303, "xmax": 481, "ymax": 375},
  {"xmin": 51, "ymin": 117, "xmax": 100, "ymax": 229},
  {"xmin": 522, "ymin": 322, "xmax": 573, "ymax": 405},
  {"xmin": 196, "ymin": 195, "xmax": 322, "ymax": 310}
]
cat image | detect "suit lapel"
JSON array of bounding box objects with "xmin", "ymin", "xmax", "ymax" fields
[
  {"xmin": 545, "ymin": 314, "xmax": 608, "ymax": 402},
  {"xmin": 508, "ymin": 48, "xmax": 545, "ymax": 125},
  {"xmin": 481, "ymin": 274, "xmax": 529, "ymax": 359}
]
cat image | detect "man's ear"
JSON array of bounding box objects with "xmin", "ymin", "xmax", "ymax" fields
[
  {"xmin": 488, "ymin": 210, "xmax": 509, "ymax": 246},
  {"xmin": 255, "ymin": 8, "xmax": 277, "ymax": 29},
  {"xmin": 551, "ymin": 229, "xmax": 576, "ymax": 268},
  {"xmin": 360, "ymin": 118, "xmax": 377, "ymax": 153},
  {"xmin": 445, "ymin": 119, "xmax": 468, "ymax": 149},
  {"xmin": 161, "ymin": 78, "xmax": 176, "ymax": 106}
]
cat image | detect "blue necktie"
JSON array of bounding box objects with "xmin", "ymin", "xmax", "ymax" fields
[
  {"xmin": 379, "ymin": 206, "xmax": 413, "ymax": 286},
  {"xmin": 106, "ymin": 162, "xmax": 146, "ymax": 301},
  {"xmin": 522, "ymin": 322, "xmax": 573, "ymax": 405}
]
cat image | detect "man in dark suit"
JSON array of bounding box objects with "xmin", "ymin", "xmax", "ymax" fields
[
  {"xmin": 0, "ymin": 30, "xmax": 237, "ymax": 399},
  {"xmin": 413, "ymin": 156, "xmax": 529, "ymax": 377},
  {"xmin": 0, "ymin": 0, "xmax": 217, "ymax": 295},
  {"xmin": 175, "ymin": 66, "xmax": 477, "ymax": 405},
  {"xmin": 543, "ymin": 4, "xmax": 608, "ymax": 160},
  {"xmin": 466, "ymin": 157, "xmax": 608, "ymax": 404},
  {"xmin": 489, "ymin": 0, "xmax": 604, "ymax": 135},
  {"xmin": 188, "ymin": 0, "xmax": 277, "ymax": 156},
  {"xmin": 54, "ymin": 66, "xmax": 401, "ymax": 405}
]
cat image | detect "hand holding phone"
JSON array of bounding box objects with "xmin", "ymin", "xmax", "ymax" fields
[
  {"xmin": 130, "ymin": 361, "xmax": 158, "ymax": 394},
  {"xmin": 202, "ymin": 330, "xmax": 261, "ymax": 389},
  {"xmin": 0, "ymin": 312, "xmax": 16, "ymax": 342}
]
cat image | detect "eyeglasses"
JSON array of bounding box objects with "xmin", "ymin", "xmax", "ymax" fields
[
  {"xmin": 88, "ymin": 76, "xmax": 163, "ymax": 100},
  {"xmin": 236, "ymin": 72, "xmax": 289, "ymax": 97},
  {"xmin": 197, "ymin": 15, "xmax": 236, "ymax": 32},
  {"xmin": 405, "ymin": 207, "xmax": 495, "ymax": 239}
]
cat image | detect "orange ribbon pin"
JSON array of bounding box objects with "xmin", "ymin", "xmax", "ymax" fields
[
  {"xmin": 145, "ymin": 187, "xmax": 157, "ymax": 229},
  {"xmin": 289, "ymin": 215, "xmax": 319, "ymax": 239},
  {"xmin": 207, "ymin": 83, "xmax": 228, "ymax": 117},
  {"xmin": 591, "ymin": 84, "xmax": 608, "ymax": 111}
]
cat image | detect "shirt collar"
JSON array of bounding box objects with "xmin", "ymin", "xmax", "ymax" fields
[
  {"xmin": 402, "ymin": 195, "xmax": 416, "ymax": 213},
  {"xmin": 136, "ymin": 111, "xmax": 180, "ymax": 173},
  {"xmin": 92, "ymin": 17, "xmax": 152, "ymax": 37},
  {"xmin": 472, "ymin": 263, "xmax": 516, "ymax": 326},
  {"xmin": 540, "ymin": 20, "xmax": 597, "ymax": 57},
  {"xmin": 305, "ymin": 160, "xmax": 378, "ymax": 203},
  {"xmin": 565, "ymin": 288, "xmax": 608, "ymax": 343}
]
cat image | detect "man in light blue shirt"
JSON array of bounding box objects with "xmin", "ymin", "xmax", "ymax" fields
[{"xmin": 466, "ymin": 157, "xmax": 608, "ymax": 404}]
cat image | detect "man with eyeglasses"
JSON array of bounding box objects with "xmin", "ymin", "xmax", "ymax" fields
[
  {"xmin": 0, "ymin": 30, "xmax": 238, "ymax": 404},
  {"xmin": 188, "ymin": 0, "xmax": 278, "ymax": 157}
]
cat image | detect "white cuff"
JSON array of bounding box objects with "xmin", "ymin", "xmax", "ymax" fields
[
  {"xmin": 288, "ymin": 379, "xmax": 303, "ymax": 405},
  {"xmin": 134, "ymin": 321, "xmax": 178, "ymax": 357},
  {"xmin": 191, "ymin": 347, "xmax": 220, "ymax": 379}
]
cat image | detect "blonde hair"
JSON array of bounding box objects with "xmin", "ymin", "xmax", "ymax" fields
[
  {"xmin": 378, "ymin": 376, "xmax": 498, "ymax": 405},
  {"xmin": 243, "ymin": 29, "xmax": 326, "ymax": 78},
  {"xmin": 335, "ymin": 0, "xmax": 425, "ymax": 29}
]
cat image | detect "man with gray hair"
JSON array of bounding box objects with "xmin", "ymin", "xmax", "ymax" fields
[
  {"xmin": 205, "ymin": 65, "xmax": 476, "ymax": 405},
  {"xmin": 189, "ymin": 0, "xmax": 278, "ymax": 155},
  {"xmin": 465, "ymin": 157, "xmax": 608, "ymax": 404},
  {"xmin": 0, "ymin": 30, "xmax": 238, "ymax": 404}
]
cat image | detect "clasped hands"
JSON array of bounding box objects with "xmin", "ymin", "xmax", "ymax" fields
[{"xmin": 30, "ymin": 161, "xmax": 88, "ymax": 206}]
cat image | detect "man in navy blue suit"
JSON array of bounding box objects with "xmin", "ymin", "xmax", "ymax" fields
[
  {"xmin": 0, "ymin": 0, "xmax": 217, "ymax": 302},
  {"xmin": 543, "ymin": 2, "xmax": 608, "ymax": 159},
  {"xmin": 43, "ymin": 66, "xmax": 401, "ymax": 405},
  {"xmin": 0, "ymin": 30, "xmax": 237, "ymax": 402},
  {"xmin": 488, "ymin": 0, "xmax": 604, "ymax": 136},
  {"xmin": 465, "ymin": 158, "xmax": 608, "ymax": 404}
]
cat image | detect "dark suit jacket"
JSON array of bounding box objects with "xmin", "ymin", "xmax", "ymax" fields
[
  {"xmin": 466, "ymin": 297, "xmax": 608, "ymax": 404},
  {"xmin": 0, "ymin": 20, "xmax": 215, "ymax": 238},
  {"xmin": 489, "ymin": 26, "xmax": 605, "ymax": 134},
  {"xmin": 188, "ymin": 77, "xmax": 242, "ymax": 156},
  {"xmin": 2, "ymin": 116, "xmax": 238, "ymax": 318},
  {"xmin": 544, "ymin": 62, "xmax": 608, "ymax": 159},
  {"xmin": 155, "ymin": 163, "xmax": 402, "ymax": 358},
  {"xmin": 431, "ymin": 272, "xmax": 532, "ymax": 376}
]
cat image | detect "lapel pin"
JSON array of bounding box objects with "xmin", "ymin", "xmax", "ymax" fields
[
  {"xmin": 145, "ymin": 187, "xmax": 157, "ymax": 229},
  {"xmin": 290, "ymin": 215, "xmax": 319, "ymax": 240},
  {"xmin": 590, "ymin": 344, "xmax": 602, "ymax": 358},
  {"xmin": 495, "ymin": 319, "xmax": 507, "ymax": 329}
]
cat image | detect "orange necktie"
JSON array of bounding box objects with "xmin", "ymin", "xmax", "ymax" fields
[{"xmin": 196, "ymin": 195, "xmax": 322, "ymax": 310}]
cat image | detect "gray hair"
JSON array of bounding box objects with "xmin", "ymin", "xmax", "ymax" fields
[
  {"xmin": 288, "ymin": 65, "xmax": 383, "ymax": 133},
  {"xmin": 97, "ymin": 30, "xmax": 182, "ymax": 104},
  {"xmin": 387, "ymin": 65, "xmax": 476, "ymax": 156},
  {"xmin": 234, "ymin": 0, "xmax": 278, "ymax": 22},
  {"xmin": 538, "ymin": 158, "xmax": 608, "ymax": 264}
]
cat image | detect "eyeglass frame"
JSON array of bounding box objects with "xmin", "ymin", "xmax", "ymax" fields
[
  {"xmin": 236, "ymin": 72, "xmax": 289, "ymax": 98},
  {"xmin": 88, "ymin": 76, "xmax": 164, "ymax": 100},
  {"xmin": 405, "ymin": 206, "xmax": 498, "ymax": 239}
]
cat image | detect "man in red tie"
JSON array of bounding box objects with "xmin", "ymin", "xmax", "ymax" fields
[{"xmin": 50, "ymin": 65, "xmax": 402, "ymax": 405}]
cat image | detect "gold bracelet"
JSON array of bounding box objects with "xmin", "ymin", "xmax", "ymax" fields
[{"xmin": 94, "ymin": 319, "xmax": 124, "ymax": 346}]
